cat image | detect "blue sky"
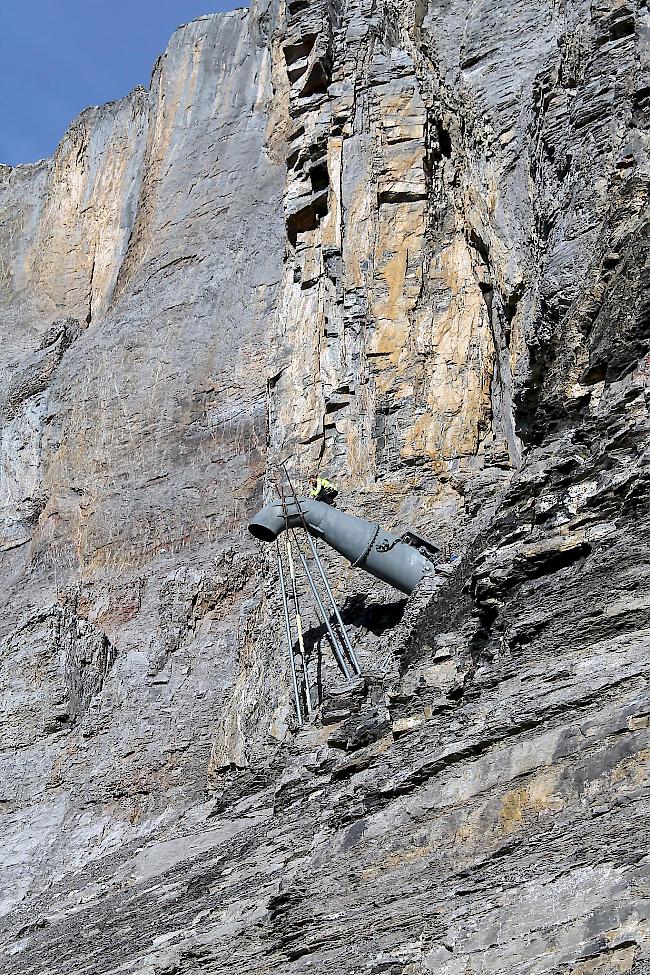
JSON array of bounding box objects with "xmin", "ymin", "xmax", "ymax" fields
[{"xmin": 0, "ymin": 1, "xmax": 240, "ymax": 166}]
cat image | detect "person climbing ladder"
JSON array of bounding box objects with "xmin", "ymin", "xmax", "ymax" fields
[{"xmin": 309, "ymin": 473, "xmax": 338, "ymax": 505}]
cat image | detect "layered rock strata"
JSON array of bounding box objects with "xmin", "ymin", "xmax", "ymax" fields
[{"xmin": 0, "ymin": 1, "xmax": 648, "ymax": 973}]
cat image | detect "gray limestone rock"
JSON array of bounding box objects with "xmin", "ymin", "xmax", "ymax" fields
[{"xmin": 0, "ymin": 1, "xmax": 648, "ymax": 973}]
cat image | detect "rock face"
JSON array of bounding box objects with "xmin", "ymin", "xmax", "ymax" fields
[{"xmin": 0, "ymin": 1, "xmax": 648, "ymax": 973}]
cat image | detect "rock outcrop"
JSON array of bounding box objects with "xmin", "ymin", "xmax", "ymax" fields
[{"xmin": 0, "ymin": 1, "xmax": 648, "ymax": 973}]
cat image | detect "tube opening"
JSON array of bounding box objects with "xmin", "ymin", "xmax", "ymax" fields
[{"xmin": 248, "ymin": 522, "xmax": 277, "ymax": 543}]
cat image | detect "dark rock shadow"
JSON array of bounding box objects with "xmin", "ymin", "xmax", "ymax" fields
[
  {"xmin": 298, "ymin": 595, "xmax": 407, "ymax": 703},
  {"xmin": 339, "ymin": 594, "xmax": 407, "ymax": 636},
  {"xmin": 301, "ymin": 623, "xmax": 328, "ymax": 704}
]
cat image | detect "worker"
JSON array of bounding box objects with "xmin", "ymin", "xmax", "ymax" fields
[{"xmin": 309, "ymin": 474, "xmax": 338, "ymax": 505}]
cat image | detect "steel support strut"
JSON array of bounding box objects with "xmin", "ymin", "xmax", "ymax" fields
[
  {"xmin": 281, "ymin": 463, "xmax": 360, "ymax": 677},
  {"xmin": 291, "ymin": 530, "xmax": 352, "ymax": 680},
  {"xmin": 276, "ymin": 474, "xmax": 351, "ymax": 682},
  {"xmin": 276, "ymin": 541, "xmax": 303, "ymax": 725},
  {"xmin": 286, "ymin": 537, "xmax": 313, "ymax": 715}
]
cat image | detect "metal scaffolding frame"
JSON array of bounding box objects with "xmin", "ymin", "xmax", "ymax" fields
[{"xmin": 272, "ymin": 464, "xmax": 360, "ymax": 724}]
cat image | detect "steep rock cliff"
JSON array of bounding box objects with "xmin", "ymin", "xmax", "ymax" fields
[
  {"xmin": 0, "ymin": 1, "xmax": 648, "ymax": 974},
  {"xmin": 1, "ymin": 5, "xmax": 285, "ymax": 920}
]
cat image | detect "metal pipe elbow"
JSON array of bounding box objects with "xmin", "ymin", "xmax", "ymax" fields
[{"xmin": 248, "ymin": 498, "xmax": 323, "ymax": 543}]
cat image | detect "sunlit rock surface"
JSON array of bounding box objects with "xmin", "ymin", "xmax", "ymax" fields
[{"xmin": 0, "ymin": 1, "xmax": 648, "ymax": 973}]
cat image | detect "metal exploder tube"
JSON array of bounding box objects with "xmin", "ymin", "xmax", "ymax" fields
[{"xmin": 249, "ymin": 498, "xmax": 434, "ymax": 596}]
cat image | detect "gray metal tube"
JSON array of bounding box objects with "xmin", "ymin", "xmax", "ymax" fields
[{"xmin": 249, "ymin": 499, "xmax": 434, "ymax": 596}]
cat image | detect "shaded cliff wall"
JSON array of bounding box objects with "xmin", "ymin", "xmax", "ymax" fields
[{"xmin": 0, "ymin": 1, "xmax": 649, "ymax": 974}]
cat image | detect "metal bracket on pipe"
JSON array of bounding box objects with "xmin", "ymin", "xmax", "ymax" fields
[{"xmin": 376, "ymin": 529, "xmax": 439, "ymax": 562}]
